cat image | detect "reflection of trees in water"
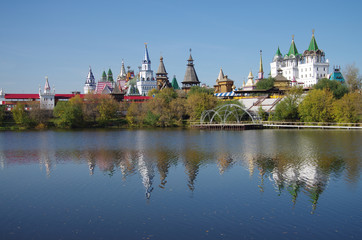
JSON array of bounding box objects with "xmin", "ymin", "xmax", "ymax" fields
[
  {"xmin": 155, "ymin": 149, "xmax": 178, "ymax": 189},
  {"xmin": 255, "ymin": 154, "xmax": 345, "ymax": 213},
  {"xmin": 217, "ymin": 153, "xmax": 234, "ymax": 175},
  {"xmin": 184, "ymin": 149, "xmax": 210, "ymax": 191}
]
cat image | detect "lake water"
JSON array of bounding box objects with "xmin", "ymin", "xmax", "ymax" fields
[{"xmin": 0, "ymin": 129, "xmax": 361, "ymax": 240}]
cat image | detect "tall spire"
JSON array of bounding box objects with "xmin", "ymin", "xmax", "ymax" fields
[
  {"xmin": 307, "ymin": 29, "xmax": 319, "ymax": 51},
  {"xmin": 144, "ymin": 43, "xmax": 151, "ymax": 64},
  {"xmin": 259, "ymin": 50, "xmax": 264, "ymax": 73},
  {"xmin": 258, "ymin": 50, "xmax": 264, "ymax": 79},
  {"xmin": 120, "ymin": 60, "xmax": 126, "ymax": 77}
]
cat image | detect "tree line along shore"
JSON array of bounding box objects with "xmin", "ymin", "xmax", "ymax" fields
[{"xmin": 0, "ymin": 77, "xmax": 361, "ymax": 130}]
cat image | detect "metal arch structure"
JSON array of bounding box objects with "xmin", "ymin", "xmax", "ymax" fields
[{"xmin": 200, "ymin": 103, "xmax": 259, "ymax": 124}]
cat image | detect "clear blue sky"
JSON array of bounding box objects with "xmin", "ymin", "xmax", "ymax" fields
[{"xmin": 1, "ymin": 0, "xmax": 361, "ymax": 93}]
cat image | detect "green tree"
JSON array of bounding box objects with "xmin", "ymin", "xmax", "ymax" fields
[
  {"xmin": 188, "ymin": 86, "xmax": 214, "ymax": 95},
  {"xmin": 273, "ymin": 87, "xmax": 303, "ymax": 121},
  {"xmin": 83, "ymin": 93, "xmax": 100, "ymax": 122},
  {"xmin": 97, "ymin": 95, "xmax": 119, "ymax": 124},
  {"xmin": 314, "ymin": 78, "xmax": 348, "ymax": 99},
  {"xmin": 258, "ymin": 106, "xmax": 268, "ymax": 121},
  {"xmin": 186, "ymin": 92, "xmax": 218, "ymax": 121},
  {"xmin": 12, "ymin": 103, "xmax": 32, "ymax": 128},
  {"xmin": 333, "ymin": 92, "xmax": 362, "ymax": 123},
  {"xmin": 29, "ymin": 103, "xmax": 52, "ymax": 128},
  {"xmin": 344, "ymin": 63, "xmax": 362, "ymax": 92},
  {"xmin": 255, "ymin": 77, "xmax": 275, "ymax": 90},
  {"xmin": 298, "ymin": 89, "xmax": 335, "ymax": 122},
  {"xmin": 126, "ymin": 102, "xmax": 146, "ymax": 127},
  {"xmin": 53, "ymin": 95, "xmax": 84, "ymax": 128},
  {"xmin": 169, "ymin": 97, "xmax": 187, "ymax": 126},
  {"xmin": 0, "ymin": 105, "xmax": 6, "ymax": 126}
]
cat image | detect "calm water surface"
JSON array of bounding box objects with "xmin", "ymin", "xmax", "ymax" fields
[{"xmin": 0, "ymin": 129, "xmax": 361, "ymax": 240}]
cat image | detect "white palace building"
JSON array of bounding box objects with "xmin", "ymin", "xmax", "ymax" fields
[{"xmin": 270, "ymin": 31, "xmax": 329, "ymax": 88}]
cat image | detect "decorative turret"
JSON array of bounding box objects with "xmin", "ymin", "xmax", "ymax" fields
[
  {"xmin": 171, "ymin": 75, "xmax": 180, "ymax": 90},
  {"xmin": 117, "ymin": 60, "xmax": 127, "ymax": 81},
  {"xmin": 287, "ymin": 35, "xmax": 299, "ymax": 57},
  {"xmin": 44, "ymin": 76, "xmax": 51, "ymax": 94},
  {"xmin": 214, "ymin": 67, "xmax": 234, "ymax": 93},
  {"xmin": 216, "ymin": 68, "xmax": 224, "ymax": 82},
  {"xmin": 273, "ymin": 46, "xmax": 283, "ymax": 62},
  {"xmin": 308, "ymin": 30, "xmax": 319, "ymax": 51},
  {"xmin": 84, "ymin": 66, "xmax": 96, "ymax": 94},
  {"xmin": 101, "ymin": 71, "xmax": 107, "ymax": 82},
  {"xmin": 156, "ymin": 56, "xmax": 171, "ymax": 90},
  {"xmin": 107, "ymin": 69, "xmax": 113, "ymax": 82},
  {"xmin": 39, "ymin": 76, "xmax": 55, "ymax": 110},
  {"xmin": 182, "ymin": 49, "xmax": 200, "ymax": 92},
  {"xmin": 244, "ymin": 70, "xmax": 255, "ymax": 90},
  {"xmin": 258, "ymin": 50, "xmax": 264, "ymax": 79}
]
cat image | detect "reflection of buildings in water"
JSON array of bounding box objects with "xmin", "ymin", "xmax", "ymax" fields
[
  {"xmin": 257, "ymin": 155, "xmax": 334, "ymax": 212},
  {"xmin": 119, "ymin": 151, "xmax": 137, "ymax": 180},
  {"xmin": 0, "ymin": 152, "xmax": 4, "ymax": 169},
  {"xmin": 138, "ymin": 153, "xmax": 154, "ymax": 200},
  {"xmin": 86, "ymin": 152, "xmax": 96, "ymax": 175},
  {"xmin": 244, "ymin": 152, "xmax": 255, "ymax": 177},
  {"xmin": 217, "ymin": 152, "xmax": 234, "ymax": 175},
  {"xmin": 39, "ymin": 150, "xmax": 54, "ymax": 177}
]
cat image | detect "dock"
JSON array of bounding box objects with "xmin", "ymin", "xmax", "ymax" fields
[{"xmin": 190, "ymin": 121, "xmax": 362, "ymax": 130}]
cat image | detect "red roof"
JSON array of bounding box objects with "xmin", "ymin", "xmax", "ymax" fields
[
  {"xmin": 5, "ymin": 94, "xmax": 39, "ymax": 99},
  {"xmin": 124, "ymin": 96, "xmax": 151, "ymax": 100},
  {"xmin": 55, "ymin": 94, "xmax": 85, "ymax": 99},
  {"xmin": 4, "ymin": 93, "xmax": 84, "ymax": 100}
]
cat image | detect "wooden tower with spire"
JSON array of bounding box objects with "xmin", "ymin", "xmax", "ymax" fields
[
  {"xmin": 182, "ymin": 49, "xmax": 200, "ymax": 93},
  {"xmin": 156, "ymin": 56, "xmax": 172, "ymax": 90}
]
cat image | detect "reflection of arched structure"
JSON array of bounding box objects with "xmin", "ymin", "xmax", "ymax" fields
[{"xmin": 200, "ymin": 103, "xmax": 259, "ymax": 124}]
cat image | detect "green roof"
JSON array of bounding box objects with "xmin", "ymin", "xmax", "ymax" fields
[
  {"xmin": 287, "ymin": 40, "xmax": 299, "ymax": 56},
  {"xmin": 107, "ymin": 68, "xmax": 114, "ymax": 82},
  {"xmin": 101, "ymin": 71, "xmax": 107, "ymax": 81},
  {"xmin": 171, "ymin": 76, "xmax": 180, "ymax": 89},
  {"xmin": 307, "ymin": 34, "xmax": 319, "ymax": 51},
  {"xmin": 275, "ymin": 46, "xmax": 282, "ymax": 56}
]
